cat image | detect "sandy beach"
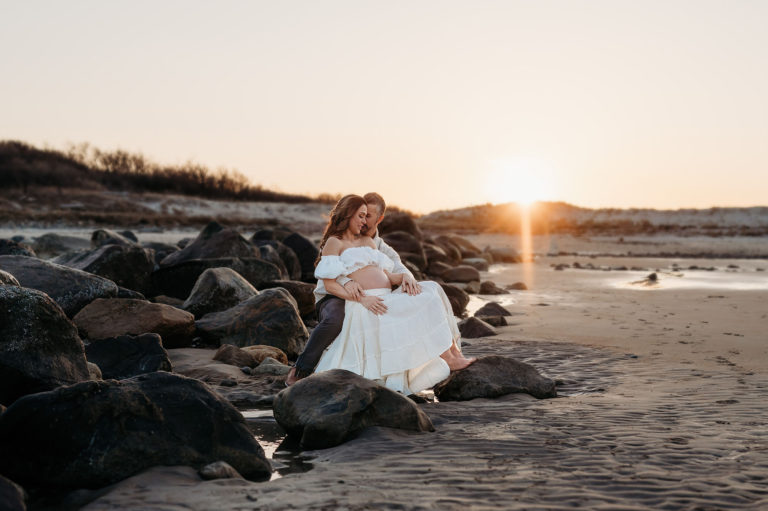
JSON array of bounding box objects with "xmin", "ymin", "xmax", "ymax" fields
[{"xmin": 75, "ymin": 245, "xmax": 768, "ymax": 510}]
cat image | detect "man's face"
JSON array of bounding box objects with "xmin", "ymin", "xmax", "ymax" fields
[{"xmin": 362, "ymin": 204, "xmax": 383, "ymax": 238}]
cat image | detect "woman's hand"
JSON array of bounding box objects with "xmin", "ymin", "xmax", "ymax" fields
[
  {"xmin": 343, "ymin": 280, "xmax": 364, "ymax": 301},
  {"xmin": 360, "ymin": 295, "xmax": 388, "ymax": 315}
]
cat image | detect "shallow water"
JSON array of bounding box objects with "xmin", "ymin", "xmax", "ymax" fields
[{"xmin": 241, "ymin": 409, "xmax": 313, "ymax": 481}]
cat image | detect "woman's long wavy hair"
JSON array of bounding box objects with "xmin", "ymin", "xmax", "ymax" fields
[{"xmin": 315, "ymin": 194, "xmax": 367, "ymax": 266}]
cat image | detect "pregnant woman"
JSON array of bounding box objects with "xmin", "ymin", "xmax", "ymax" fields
[{"xmin": 313, "ymin": 194, "xmax": 474, "ymax": 395}]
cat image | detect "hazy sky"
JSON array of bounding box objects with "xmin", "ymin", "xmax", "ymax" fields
[{"xmin": 2, "ymin": 1, "xmax": 766, "ymax": 213}]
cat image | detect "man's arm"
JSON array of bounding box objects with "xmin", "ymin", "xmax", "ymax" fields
[{"xmin": 376, "ymin": 238, "xmax": 414, "ymax": 279}]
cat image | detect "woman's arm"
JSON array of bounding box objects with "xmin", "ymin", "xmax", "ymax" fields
[{"xmin": 384, "ymin": 270, "xmax": 404, "ymax": 286}]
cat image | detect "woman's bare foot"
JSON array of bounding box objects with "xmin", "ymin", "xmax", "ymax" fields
[
  {"xmin": 285, "ymin": 367, "xmax": 299, "ymax": 386},
  {"xmin": 440, "ymin": 350, "xmax": 476, "ymax": 371}
]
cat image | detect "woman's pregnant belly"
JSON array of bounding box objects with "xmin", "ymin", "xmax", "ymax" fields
[{"xmin": 349, "ymin": 265, "xmax": 390, "ymax": 290}]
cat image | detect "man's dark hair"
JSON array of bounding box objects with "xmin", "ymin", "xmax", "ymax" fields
[{"xmin": 364, "ymin": 192, "xmax": 386, "ymax": 216}]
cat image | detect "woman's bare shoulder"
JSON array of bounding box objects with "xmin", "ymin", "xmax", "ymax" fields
[{"xmin": 322, "ymin": 236, "xmax": 343, "ymax": 255}]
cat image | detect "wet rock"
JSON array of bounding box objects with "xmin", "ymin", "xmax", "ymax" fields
[
  {"xmin": 440, "ymin": 283, "xmax": 470, "ymax": 316},
  {"xmin": 506, "ymin": 282, "xmax": 528, "ymax": 291},
  {"xmin": 442, "ymin": 265, "xmax": 481, "ymax": 283},
  {"xmin": 474, "ymin": 301, "xmax": 511, "ymax": 318},
  {"xmin": 273, "ymin": 369, "xmax": 434, "ymax": 449},
  {"xmin": 251, "ymin": 239, "xmax": 302, "ymax": 281},
  {"xmin": 458, "ymin": 317, "xmax": 497, "ymax": 338},
  {"xmin": 0, "ymin": 269, "xmax": 19, "ymax": 286},
  {"xmin": 463, "ymin": 257, "xmax": 490, "ymax": 271},
  {"xmin": 182, "ymin": 267, "xmax": 259, "ymax": 319},
  {"xmin": 0, "ymin": 255, "xmax": 118, "ymax": 317},
  {"xmin": 0, "ymin": 475, "xmax": 26, "ymax": 511},
  {"xmin": 152, "ymin": 257, "xmax": 281, "ymax": 300},
  {"xmin": 257, "ymin": 280, "xmax": 316, "ymax": 317},
  {"xmin": 485, "ymin": 246, "xmax": 520, "ymax": 263},
  {"xmin": 73, "ymin": 298, "xmax": 195, "ymax": 348},
  {"xmin": 0, "ymin": 372, "xmax": 272, "ymax": 489},
  {"xmin": 195, "ymin": 288, "xmax": 308, "ymax": 358},
  {"xmin": 281, "ymin": 232, "xmax": 320, "ymax": 283},
  {"xmin": 52, "ymin": 244, "xmax": 156, "ymax": 296},
  {"xmin": 87, "ymin": 361, "xmax": 102, "ymax": 380},
  {"xmin": 0, "ymin": 286, "xmax": 90, "ymax": 405},
  {"xmin": 0, "ymin": 239, "xmax": 36, "ymax": 257},
  {"xmin": 242, "ymin": 345, "xmax": 289, "ymax": 365},
  {"xmin": 251, "ymin": 357, "xmax": 291, "ymax": 376},
  {"xmin": 213, "ymin": 344, "xmax": 258, "ymax": 368},
  {"xmin": 91, "ymin": 229, "xmax": 138, "ymax": 248},
  {"xmin": 447, "ymin": 235, "xmax": 482, "ymax": 258},
  {"xmin": 480, "ymin": 315, "xmax": 508, "ymax": 327},
  {"xmin": 159, "ymin": 222, "xmax": 259, "ymax": 267},
  {"xmin": 85, "ymin": 333, "xmax": 172, "ymax": 379},
  {"xmin": 479, "ymin": 281, "xmax": 505, "ymax": 294},
  {"xmin": 199, "ymin": 461, "xmax": 243, "ymax": 480},
  {"xmin": 378, "ymin": 212, "xmax": 422, "ymax": 239},
  {"xmin": 31, "ymin": 233, "xmax": 90, "ymax": 259},
  {"xmin": 434, "ymin": 355, "xmax": 557, "ymax": 401}
]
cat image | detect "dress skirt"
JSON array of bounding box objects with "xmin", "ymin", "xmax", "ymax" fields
[{"xmin": 314, "ymin": 281, "xmax": 459, "ymax": 395}]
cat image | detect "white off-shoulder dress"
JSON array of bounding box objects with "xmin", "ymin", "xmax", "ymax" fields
[{"xmin": 314, "ymin": 246, "xmax": 459, "ymax": 394}]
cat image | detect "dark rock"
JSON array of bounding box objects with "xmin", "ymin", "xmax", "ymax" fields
[
  {"xmin": 159, "ymin": 222, "xmax": 258, "ymax": 267},
  {"xmin": 440, "ymin": 283, "xmax": 470, "ymax": 316},
  {"xmin": 506, "ymin": 282, "xmax": 528, "ymax": 290},
  {"xmin": 0, "ymin": 239, "xmax": 36, "ymax": 257},
  {"xmin": 87, "ymin": 361, "xmax": 102, "ymax": 380},
  {"xmin": 281, "ymin": 232, "xmax": 320, "ymax": 283},
  {"xmin": 423, "ymin": 243, "xmax": 452, "ymax": 265},
  {"xmin": 195, "ymin": 288, "xmax": 308, "ymax": 357},
  {"xmin": 251, "ymin": 357, "xmax": 291, "ymax": 376},
  {"xmin": 458, "ymin": 317, "xmax": 497, "ymax": 338},
  {"xmin": 426, "ymin": 260, "xmax": 453, "ymax": 277},
  {"xmin": 257, "ymin": 244, "xmax": 289, "ymax": 279},
  {"xmin": 273, "ymin": 369, "xmax": 434, "ymax": 449},
  {"xmin": 553, "ymin": 263, "xmax": 569, "ymax": 271},
  {"xmin": 435, "ymin": 356, "xmax": 557, "ymax": 401},
  {"xmin": 152, "ymin": 257, "xmax": 281, "ymax": 300},
  {"xmin": 73, "ymin": 298, "xmax": 195, "ymax": 348},
  {"xmin": 0, "ymin": 255, "xmax": 118, "ymax": 317},
  {"xmin": 257, "ymin": 280, "xmax": 316, "ymax": 317},
  {"xmin": 251, "ymin": 239, "xmax": 302, "ymax": 281},
  {"xmin": 151, "ymin": 294, "xmax": 186, "ymax": 307},
  {"xmin": 52, "ymin": 244, "xmax": 156, "ymax": 296},
  {"xmin": 142, "ymin": 241, "xmax": 179, "ymax": 265},
  {"xmin": 479, "ymin": 281, "xmax": 505, "ymax": 294},
  {"xmin": 91, "ymin": 229, "xmax": 138, "ymax": 248},
  {"xmin": 463, "ymin": 257, "xmax": 490, "ymax": 271},
  {"xmin": 117, "ymin": 286, "xmax": 145, "ymax": 299},
  {"xmin": 481, "ymin": 315, "xmax": 508, "ymax": 327},
  {"xmin": 213, "ymin": 344, "xmax": 258, "ymax": 368},
  {"xmin": 433, "ymin": 235, "xmax": 462, "ymax": 264},
  {"xmin": 381, "ymin": 231, "xmax": 427, "ymax": 270},
  {"xmin": 0, "ymin": 475, "xmax": 26, "ymax": 511},
  {"xmin": 378, "ymin": 212, "xmax": 422, "ymax": 240},
  {"xmin": 242, "ymin": 345, "xmax": 289, "ymax": 365},
  {"xmin": 442, "ymin": 265, "xmax": 481, "ymax": 283},
  {"xmin": 447, "ymin": 235, "xmax": 482, "ymax": 258},
  {"xmin": 219, "ymin": 378, "xmax": 238, "ymax": 387},
  {"xmin": 474, "ymin": 301, "xmax": 511, "ymax": 318},
  {"xmin": 31, "ymin": 233, "xmax": 90, "ymax": 258},
  {"xmin": 84, "ymin": 333, "xmax": 172, "ymax": 379},
  {"xmin": 182, "ymin": 267, "xmax": 259, "ymax": 319},
  {"xmin": 485, "ymin": 246, "xmax": 521, "ymax": 263},
  {"xmin": 199, "ymin": 461, "xmax": 243, "ymax": 480},
  {"xmin": 0, "ymin": 269, "xmax": 19, "ymax": 286},
  {"xmin": 119, "ymin": 230, "xmax": 139, "ymax": 242},
  {"xmin": 0, "ymin": 286, "xmax": 90, "ymax": 405},
  {"xmin": 0, "ymin": 372, "xmax": 272, "ymax": 489}
]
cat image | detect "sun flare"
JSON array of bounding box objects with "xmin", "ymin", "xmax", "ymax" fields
[{"xmin": 484, "ymin": 158, "xmax": 554, "ymax": 206}]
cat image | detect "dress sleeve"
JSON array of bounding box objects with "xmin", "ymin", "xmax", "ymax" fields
[
  {"xmin": 314, "ymin": 255, "xmax": 347, "ymax": 279},
  {"xmin": 376, "ymin": 250, "xmax": 395, "ymax": 272}
]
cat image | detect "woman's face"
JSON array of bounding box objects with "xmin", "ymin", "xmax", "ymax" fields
[{"xmin": 348, "ymin": 204, "xmax": 368, "ymax": 235}]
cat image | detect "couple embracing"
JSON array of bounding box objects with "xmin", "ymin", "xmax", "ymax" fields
[{"xmin": 286, "ymin": 193, "xmax": 475, "ymax": 394}]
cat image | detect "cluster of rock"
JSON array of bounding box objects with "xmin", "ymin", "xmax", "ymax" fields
[{"xmin": 378, "ymin": 213, "xmax": 525, "ymax": 316}]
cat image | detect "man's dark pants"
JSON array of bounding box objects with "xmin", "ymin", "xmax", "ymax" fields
[{"xmin": 294, "ymin": 295, "xmax": 345, "ymax": 378}]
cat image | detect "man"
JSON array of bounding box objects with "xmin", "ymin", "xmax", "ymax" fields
[{"xmin": 286, "ymin": 192, "xmax": 420, "ymax": 385}]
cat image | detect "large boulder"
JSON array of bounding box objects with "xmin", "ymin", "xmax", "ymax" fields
[
  {"xmin": 423, "ymin": 243, "xmax": 452, "ymax": 265},
  {"xmin": 433, "ymin": 235, "xmax": 462, "ymax": 264},
  {"xmin": 458, "ymin": 317, "xmax": 497, "ymax": 338},
  {"xmin": 182, "ymin": 267, "xmax": 259, "ymax": 319},
  {"xmin": 474, "ymin": 301, "xmax": 512, "ymax": 318},
  {"xmin": 0, "ymin": 269, "xmax": 19, "ymax": 286},
  {"xmin": 152, "ymin": 257, "xmax": 281, "ymax": 300},
  {"xmin": 281, "ymin": 232, "xmax": 319, "ymax": 283},
  {"xmin": 195, "ymin": 288, "xmax": 308, "ymax": 358},
  {"xmin": 434, "ymin": 355, "xmax": 557, "ymax": 401},
  {"xmin": 159, "ymin": 222, "xmax": 258, "ymax": 267},
  {"xmin": 0, "ymin": 286, "xmax": 90, "ymax": 405},
  {"xmin": 485, "ymin": 246, "xmax": 521, "ymax": 263},
  {"xmin": 463, "ymin": 257, "xmax": 490, "ymax": 272},
  {"xmin": 256, "ymin": 280, "xmax": 316, "ymax": 317},
  {"xmin": 52, "ymin": 244, "xmax": 156, "ymax": 296},
  {"xmin": 0, "ymin": 239, "xmax": 36, "ymax": 257},
  {"xmin": 440, "ymin": 283, "xmax": 470, "ymax": 317},
  {"xmin": 251, "ymin": 239, "xmax": 301, "ymax": 281},
  {"xmin": 448, "ymin": 235, "xmax": 482, "ymax": 258},
  {"xmin": 0, "ymin": 372, "xmax": 272, "ymax": 489},
  {"xmin": 381, "ymin": 231, "xmax": 427, "ymax": 271},
  {"xmin": 0, "ymin": 255, "xmax": 118, "ymax": 317},
  {"xmin": 273, "ymin": 369, "xmax": 434, "ymax": 449},
  {"xmin": 256, "ymin": 244, "xmax": 289, "ymax": 279},
  {"xmin": 378, "ymin": 212, "xmax": 422, "ymax": 240},
  {"xmin": 91, "ymin": 229, "xmax": 138, "ymax": 248},
  {"xmin": 441, "ymin": 265, "xmax": 481, "ymax": 283},
  {"xmin": 212, "ymin": 344, "xmax": 257, "ymax": 368},
  {"xmin": 31, "ymin": 233, "xmax": 90, "ymax": 258},
  {"xmin": 143, "ymin": 241, "xmax": 179, "ymax": 265},
  {"xmin": 73, "ymin": 298, "xmax": 195, "ymax": 348},
  {"xmin": 0, "ymin": 475, "xmax": 26, "ymax": 511},
  {"xmin": 242, "ymin": 345, "xmax": 289, "ymax": 365},
  {"xmin": 479, "ymin": 280, "xmax": 505, "ymax": 294},
  {"xmin": 84, "ymin": 333, "xmax": 172, "ymax": 379}
]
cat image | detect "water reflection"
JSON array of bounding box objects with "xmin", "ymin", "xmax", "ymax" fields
[{"xmin": 242, "ymin": 409, "xmax": 314, "ymax": 480}]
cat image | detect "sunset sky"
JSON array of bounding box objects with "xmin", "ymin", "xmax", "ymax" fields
[{"xmin": 2, "ymin": 1, "xmax": 767, "ymax": 213}]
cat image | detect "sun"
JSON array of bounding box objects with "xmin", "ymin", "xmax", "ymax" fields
[{"xmin": 484, "ymin": 157, "xmax": 554, "ymax": 206}]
